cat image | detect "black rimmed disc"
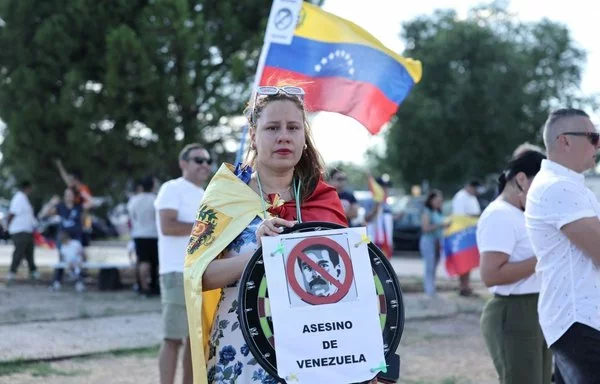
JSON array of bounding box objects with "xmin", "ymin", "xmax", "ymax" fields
[{"xmin": 238, "ymin": 222, "xmax": 405, "ymax": 383}]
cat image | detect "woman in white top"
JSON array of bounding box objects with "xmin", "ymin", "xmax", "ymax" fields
[{"xmin": 476, "ymin": 150, "xmax": 551, "ymax": 384}]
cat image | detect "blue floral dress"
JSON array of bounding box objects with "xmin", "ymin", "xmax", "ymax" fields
[{"xmin": 206, "ymin": 216, "xmax": 278, "ymax": 384}]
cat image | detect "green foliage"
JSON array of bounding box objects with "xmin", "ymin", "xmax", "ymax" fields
[
  {"xmin": 384, "ymin": 4, "xmax": 597, "ymax": 193},
  {"xmin": 0, "ymin": 1, "xmax": 320, "ymax": 203}
]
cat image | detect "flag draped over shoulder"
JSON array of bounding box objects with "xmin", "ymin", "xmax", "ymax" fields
[
  {"xmin": 260, "ymin": 2, "xmax": 422, "ymax": 134},
  {"xmin": 443, "ymin": 215, "xmax": 479, "ymax": 277},
  {"xmin": 184, "ymin": 163, "xmax": 347, "ymax": 384}
]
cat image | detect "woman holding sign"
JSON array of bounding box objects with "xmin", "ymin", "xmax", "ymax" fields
[
  {"xmin": 476, "ymin": 150, "xmax": 551, "ymax": 384},
  {"xmin": 183, "ymin": 84, "xmax": 349, "ymax": 383}
]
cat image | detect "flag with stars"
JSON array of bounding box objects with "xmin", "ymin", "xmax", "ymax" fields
[
  {"xmin": 260, "ymin": 2, "xmax": 422, "ymax": 135},
  {"xmin": 443, "ymin": 216, "xmax": 479, "ymax": 277}
]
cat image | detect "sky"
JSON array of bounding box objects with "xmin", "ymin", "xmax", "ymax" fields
[{"xmin": 310, "ymin": 0, "xmax": 599, "ymax": 165}]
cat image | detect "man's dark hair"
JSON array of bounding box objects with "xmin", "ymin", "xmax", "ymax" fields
[
  {"xmin": 298, "ymin": 244, "xmax": 340, "ymax": 269},
  {"xmin": 376, "ymin": 175, "xmax": 392, "ymax": 187},
  {"xmin": 179, "ymin": 143, "xmax": 204, "ymax": 161},
  {"xmin": 467, "ymin": 179, "xmax": 481, "ymax": 188},
  {"xmin": 140, "ymin": 176, "xmax": 154, "ymax": 192},
  {"xmin": 19, "ymin": 180, "xmax": 32, "ymax": 190},
  {"xmin": 329, "ymin": 168, "xmax": 343, "ymax": 179}
]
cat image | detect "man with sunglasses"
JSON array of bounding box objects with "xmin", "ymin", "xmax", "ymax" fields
[
  {"xmin": 154, "ymin": 143, "xmax": 212, "ymax": 384},
  {"xmin": 525, "ymin": 108, "xmax": 600, "ymax": 383}
]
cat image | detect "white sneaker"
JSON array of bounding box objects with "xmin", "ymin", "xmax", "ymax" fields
[
  {"xmin": 6, "ymin": 272, "xmax": 16, "ymax": 281},
  {"xmin": 30, "ymin": 271, "xmax": 40, "ymax": 280},
  {"xmin": 49, "ymin": 281, "xmax": 62, "ymax": 292},
  {"xmin": 75, "ymin": 281, "xmax": 85, "ymax": 293}
]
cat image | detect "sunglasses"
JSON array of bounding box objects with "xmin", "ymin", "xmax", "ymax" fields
[
  {"xmin": 333, "ymin": 177, "xmax": 347, "ymax": 182},
  {"xmin": 560, "ymin": 131, "xmax": 600, "ymax": 146},
  {"xmin": 251, "ymin": 86, "xmax": 305, "ymax": 123},
  {"xmin": 190, "ymin": 157, "xmax": 212, "ymax": 165}
]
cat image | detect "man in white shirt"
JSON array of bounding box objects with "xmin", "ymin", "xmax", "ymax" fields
[
  {"xmin": 155, "ymin": 143, "xmax": 211, "ymax": 384},
  {"xmin": 525, "ymin": 108, "xmax": 600, "ymax": 382},
  {"xmin": 128, "ymin": 176, "xmax": 159, "ymax": 296},
  {"xmin": 451, "ymin": 180, "xmax": 482, "ymax": 296},
  {"xmin": 7, "ymin": 180, "xmax": 38, "ymax": 283}
]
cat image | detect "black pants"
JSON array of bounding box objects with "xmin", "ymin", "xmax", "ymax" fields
[
  {"xmin": 9, "ymin": 232, "xmax": 36, "ymax": 273},
  {"xmin": 134, "ymin": 238, "xmax": 159, "ymax": 294},
  {"xmin": 552, "ymin": 322, "xmax": 600, "ymax": 384}
]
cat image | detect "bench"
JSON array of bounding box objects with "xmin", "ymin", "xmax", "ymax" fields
[{"xmin": 53, "ymin": 262, "xmax": 133, "ymax": 291}]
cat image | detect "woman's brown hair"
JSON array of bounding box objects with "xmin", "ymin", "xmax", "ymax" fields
[{"xmin": 243, "ymin": 81, "xmax": 324, "ymax": 202}]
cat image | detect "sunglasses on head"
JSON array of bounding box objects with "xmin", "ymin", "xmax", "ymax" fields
[
  {"xmin": 190, "ymin": 157, "xmax": 212, "ymax": 165},
  {"xmin": 251, "ymin": 86, "xmax": 305, "ymax": 123},
  {"xmin": 560, "ymin": 131, "xmax": 600, "ymax": 146}
]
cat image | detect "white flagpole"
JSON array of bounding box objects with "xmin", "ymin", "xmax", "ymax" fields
[{"xmin": 237, "ymin": 0, "xmax": 302, "ymax": 164}]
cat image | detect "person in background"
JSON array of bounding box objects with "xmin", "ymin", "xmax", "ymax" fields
[
  {"xmin": 6, "ymin": 180, "xmax": 38, "ymax": 283},
  {"xmin": 128, "ymin": 175, "xmax": 159, "ymax": 296},
  {"xmin": 57, "ymin": 230, "xmax": 86, "ymax": 293},
  {"xmin": 419, "ymin": 189, "xmax": 448, "ymax": 298},
  {"xmin": 451, "ymin": 180, "xmax": 482, "ymax": 296},
  {"xmin": 155, "ymin": 143, "xmax": 211, "ymax": 384},
  {"xmin": 526, "ymin": 108, "xmax": 600, "ymax": 381},
  {"xmin": 55, "ymin": 159, "xmax": 94, "ymax": 247},
  {"xmin": 365, "ymin": 175, "xmax": 394, "ymax": 258},
  {"xmin": 478, "ymin": 150, "xmax": 551, "ymax": 384},
  {"xmin": 329, "ymin": 168, "xmax": 359, "ymax": 225},
  {"xmin": 40, "ymin": 187, "xmax": 91, "ymax": 291}
]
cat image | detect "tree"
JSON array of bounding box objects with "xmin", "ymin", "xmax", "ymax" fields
[
  {"xmin": 384, "ymin": 3, "xmax": 596, "ymax": 193},
  {"xmin": 0, "ymin": 0, "xmax": 322, "ymax": 203}
]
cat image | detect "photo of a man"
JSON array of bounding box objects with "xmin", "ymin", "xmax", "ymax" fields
[{"xmin": 297, "ymin": 244, "xmax": 342, "ymax": 297}]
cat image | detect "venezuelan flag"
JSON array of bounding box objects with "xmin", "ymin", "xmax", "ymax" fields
[
  {"xmin": 260, "ymin": 3, "xmax": 422, "ymax": 134},
  {"xmin": 443, "ymin": 216, "xmax": 479, "ymax": 277}
]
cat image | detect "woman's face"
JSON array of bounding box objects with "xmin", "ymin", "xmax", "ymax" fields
[
  {"xmin": 515, "ymin": 172, "xmax": 533, "ymax": 208},
  {"xmin": 63, "ymin": 188, "xmax": 75, "ymax": 204},
  {"xmin": 432, "ymin": 194, "xmax": 443, "ymax": 209},
  {"xmin": 251, "ymin": 100, "xmax": 305, "ymax": 174}
]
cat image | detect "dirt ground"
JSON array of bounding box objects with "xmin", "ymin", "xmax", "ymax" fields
[
  {"xmin": 0, "ymin": 270, "xmax": 496, "ymax": 384},
  {"xmin": 0, "ymin": 313, "xmax": 496, "ymax": 384}
]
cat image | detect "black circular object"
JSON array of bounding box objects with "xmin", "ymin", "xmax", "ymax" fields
[{"xmin": 238, "ymin": 221, "xmax": 405, "ymax": 383}]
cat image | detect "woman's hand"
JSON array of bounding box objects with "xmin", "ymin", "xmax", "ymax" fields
[{"xmin": 255, "ymin": 218, "xmax": 297, "ymax": 239}]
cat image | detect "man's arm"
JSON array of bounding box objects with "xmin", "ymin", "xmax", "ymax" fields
[
  {"xmin": 6, "ymin": 213, "xmax": 14, "ymax": 228},
  {"xmin": 364, "ymin": 202, "xmax": 380, "ymax": 223},
  {"xmin": 54, "ymin": 159, "xmax": 72, "ymax": 187},
  {"xmin": 561, "ymin": 217, "xmax": 600, "ymax": 264},
  {"xmin": 347, "ymin": 202, "xmax": 359, "ymax": 221},
  {"xmin": 158, "ymin": 209, "xmax": 194, "ymax": 236}
]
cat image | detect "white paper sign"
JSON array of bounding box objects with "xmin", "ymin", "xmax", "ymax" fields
[
  {"xmin": 262, "ymin": 227, "xmax": 385, "ymax": 384},
  {"xmin": 264, "ymin": 0, "xmax": 303, "ymax": 45}
]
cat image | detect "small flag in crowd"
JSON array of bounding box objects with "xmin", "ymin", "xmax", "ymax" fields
[{"xmin": 443, "ymin": 216, "xmax": 479, "ymax": 277}]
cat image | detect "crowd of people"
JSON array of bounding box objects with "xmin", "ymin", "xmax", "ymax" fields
[{"xmin": 4, "ymin": 82, "xmax": 599, "ymax": 384}]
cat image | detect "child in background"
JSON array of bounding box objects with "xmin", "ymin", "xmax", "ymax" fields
[{"xmin": 58, "ymin": 231, "xmax": 86, "ymax": 293}]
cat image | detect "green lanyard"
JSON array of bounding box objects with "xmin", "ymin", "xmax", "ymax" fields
[{"xmin": 256, "ymin": 172, "xmax": 302, "ymax": 223}]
